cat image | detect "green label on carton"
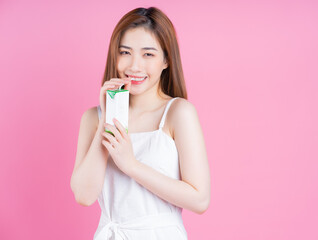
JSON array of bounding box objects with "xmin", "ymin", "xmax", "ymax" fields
[
  {"xmin": 105, "ymin": 128, "xmax": 128, "ymax": 135},
  {"xmin": 107, "ymin": 89, "xmax": 129, "ymax": 99}
]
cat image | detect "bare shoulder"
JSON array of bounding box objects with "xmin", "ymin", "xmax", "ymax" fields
[
  {"xmin": 80, "ymin": 106, "xmax": 99, "ymax": 128},
  {"xmin": 169, "ymin": 98, "xmax": 198, "ymax": 122},
  {"xmin": 166, "ymin": 98, "xmax": 199, "ymax": 138},
  {"xmin": 170, "ymin": 97, "xmax": 196, "ymax": 113},
  {"xmin": 77, "ymin": 106, "xmax": 100, "ymax": 140}
]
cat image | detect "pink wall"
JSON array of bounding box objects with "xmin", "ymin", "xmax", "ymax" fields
[{"xmin": 1, "ymin": 0, "xmax": 317, "ymax": 239}]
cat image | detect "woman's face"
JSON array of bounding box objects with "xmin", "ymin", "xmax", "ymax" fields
[{"xmin": 117, "ymin": 27, "xmax": 168, "ymax": 96}]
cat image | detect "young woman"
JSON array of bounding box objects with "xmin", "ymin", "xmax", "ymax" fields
[{"xmin": 71, "ymin": 7, "xmax": 210, "ymax": 240}]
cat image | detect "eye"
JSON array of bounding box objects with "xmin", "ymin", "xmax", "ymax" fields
[
  {"xmin": 119, "ymin": 51, "xmax": 130, "ymax": 55},
  {"xmin": 144, "ymin": 53, "xmax": 154, "ymax": 57}
]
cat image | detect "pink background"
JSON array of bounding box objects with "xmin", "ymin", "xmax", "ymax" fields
[{"xmin": 1, "ymin": 0, "xmax": 317, "ymax": 239}]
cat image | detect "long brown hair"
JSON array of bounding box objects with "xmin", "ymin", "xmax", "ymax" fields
[{"xmin": 101, "ymin": 7, "xmax": 187, "ymax": 99}]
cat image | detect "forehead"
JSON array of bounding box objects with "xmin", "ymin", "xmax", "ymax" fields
[{"xmin": 120, "ymin": 27, "xmax": 162, "ymax": 51}]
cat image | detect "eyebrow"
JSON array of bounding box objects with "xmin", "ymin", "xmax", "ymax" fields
[{"xmin": 119, "ymin": 45, "xmax": 158, "ymax": 51}]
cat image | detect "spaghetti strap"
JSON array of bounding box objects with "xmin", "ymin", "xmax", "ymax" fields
[
  {"xmin": 97, "ymin": 97, "xmax": 179, "ymax": 127},
  {"xmin": 159, "ymin": 97, "xmax": 179, "ymax": 129}
]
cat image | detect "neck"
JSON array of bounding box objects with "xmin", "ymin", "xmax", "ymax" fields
[{"xmin": 129, "ymin": 86, "xmax": 168, "ymax": 113}]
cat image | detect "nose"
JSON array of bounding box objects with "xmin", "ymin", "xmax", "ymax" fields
[{"xmin": 129, "ymin": 54, "xmax": 142, "ymax": 72}]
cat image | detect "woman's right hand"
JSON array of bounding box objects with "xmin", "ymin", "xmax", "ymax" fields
[{"xmin": 98, "ymin": 78, "xmax": 131, "ymax": 127}]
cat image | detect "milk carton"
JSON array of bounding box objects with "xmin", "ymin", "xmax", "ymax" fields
[{"xmin": 105, "ymin": 89, "xmax": 129, "ymax": 135}]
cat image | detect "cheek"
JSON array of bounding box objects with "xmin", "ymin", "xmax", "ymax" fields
[
  {"xmin": 147, "ymin": 60, "xmax": 165, "ymax": 76},
  {"xmin": 117, "ymin": 58, "xmax": 127, "ymax": 72}
]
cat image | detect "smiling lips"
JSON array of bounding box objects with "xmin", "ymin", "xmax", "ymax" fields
[{"xmin": 126, "ymin": 75, "xmax": 147, "ymax": 85}]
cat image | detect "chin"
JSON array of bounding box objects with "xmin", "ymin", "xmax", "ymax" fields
[{"xmin": 128, "ymin": 88, "xmax": 144, "ymax": 96}]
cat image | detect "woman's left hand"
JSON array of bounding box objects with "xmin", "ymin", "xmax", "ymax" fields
[{"xmin": 101, "ymin": 118, "xmax": 137, "ymax": 175}]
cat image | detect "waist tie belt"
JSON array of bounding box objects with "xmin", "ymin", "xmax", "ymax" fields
[{"xmin": 94, "ymin": 212, "xmax": 184, "ymax": 240}]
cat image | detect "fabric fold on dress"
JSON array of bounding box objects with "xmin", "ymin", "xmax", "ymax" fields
[{"xmin": 94, "ymin": 212, "xmax": 185, "ymax": 240}]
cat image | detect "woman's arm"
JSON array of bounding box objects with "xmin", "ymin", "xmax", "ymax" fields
[
  {"xmin": 127, "ymin": 99, "xmax": 211, "ymax": 214},
  {"xmin": 70, "ymin": 107, "xmax": 109, "ymax": 206}
]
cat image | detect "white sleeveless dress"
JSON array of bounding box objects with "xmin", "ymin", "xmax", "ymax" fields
[{"xmin": 94, "ymin": 97, "xmax": 188, "ymax": 240}]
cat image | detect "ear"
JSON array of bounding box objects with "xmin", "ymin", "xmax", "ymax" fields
[{"xmin": 163, "ymin": 58, "xmax": 168, "ymax": 70}]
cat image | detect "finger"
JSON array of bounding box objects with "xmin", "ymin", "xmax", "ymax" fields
[
  {"xmin": 107, "ymin": 78, "xmax": 130, "ymax": 85},
  {"xmin": 104, "ymin": 123, "xmax": 123, "ymax": 142},
  {"xmin": 102, "ymin": 80, "xmax": 128, "ymax": 89},
  {"xmin": 113, "ymin": 118, "xmax": 128, "ymax": 140},
  {"xmin": 102, "ymin": 139, "xmax": 114, "ymax": 151},
  {"xmin": 101, "ymin": 86, "xmax": 116, "ymax": 92},
  {"xmin": 102, "ymin": 79, "xmax": 130, "ymax": 91},
  {"xmin": 102, "ymin": 84, "xmax": 129, "ymax": 92},
  {"xmin": 122, "ymin": 77, "xmax": 131, "ymax": 91},
  {"xmin": 103, "ymin": 130, "xmax": 119, "ymax": 146},
  {"xmin": 101, "ymin": 82, "xmax": 122, "ymax": 90},
  {"xmin": 103, "ymin": 81, "xmax": 126, "ymax": 87},
  {"xmin": 123, "ymin": 79, "xmax": 131, "ymax": 91}
]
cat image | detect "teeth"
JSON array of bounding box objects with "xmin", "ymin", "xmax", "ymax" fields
[{"xmin": 127, "ymin": 76, "xmax": 146, "ymax": 81}]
